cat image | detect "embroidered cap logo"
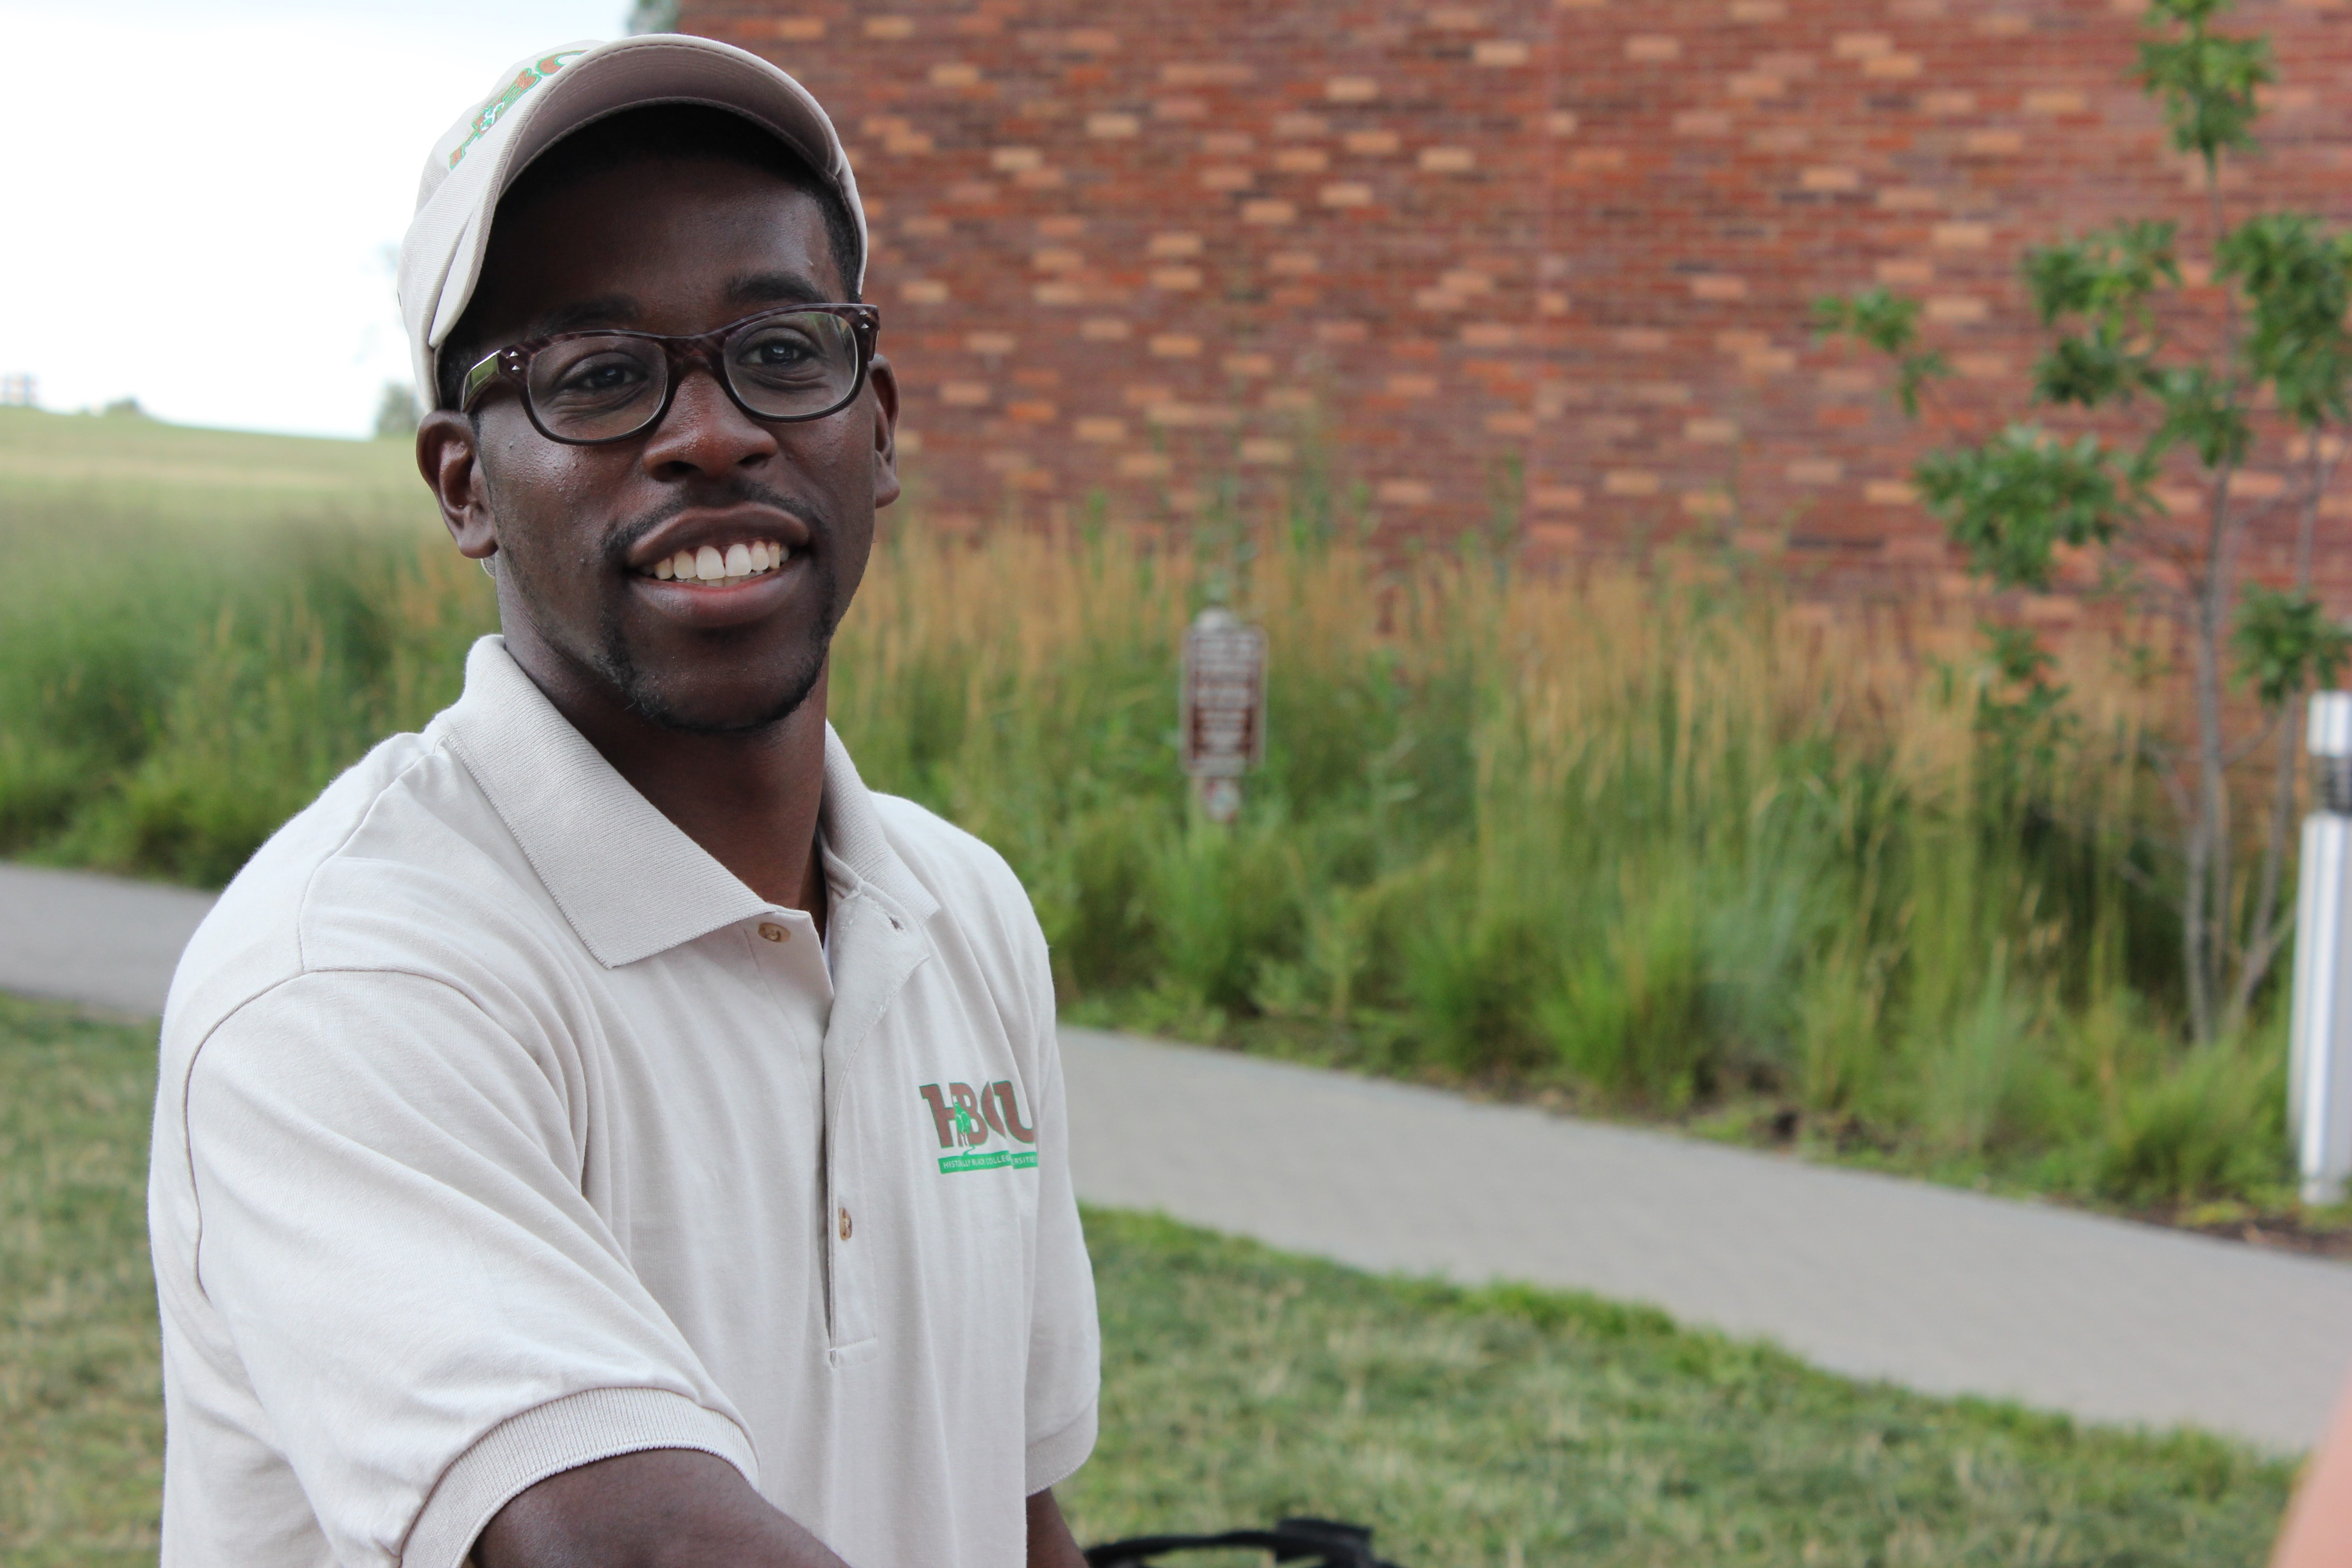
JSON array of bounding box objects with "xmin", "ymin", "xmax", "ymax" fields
[{"xmin": 448, "ymin": 52, "xmax": 586, "ymax": 169}]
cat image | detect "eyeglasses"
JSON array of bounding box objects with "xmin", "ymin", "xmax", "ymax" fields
[{"xmin": 460, "ymin": 304, "xmax": 882, "ymax": 445}]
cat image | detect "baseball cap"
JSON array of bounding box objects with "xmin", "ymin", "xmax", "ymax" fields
[{"xmin": 397, "ymin": 34, "xmax": 867, "ymax": 409}]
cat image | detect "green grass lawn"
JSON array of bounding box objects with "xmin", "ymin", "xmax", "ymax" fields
[{"xmin": 0, "ymin": 992, "xmax": 2296, "ymax": 1566}]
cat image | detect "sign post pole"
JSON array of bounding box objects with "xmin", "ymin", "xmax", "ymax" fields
[
  {"xmin": 2291, "ymin": 691, "xmax": 2352, "ymax": 1205},
  {"xmin": 1179, "ymin": 608, "xmax": 1267, "ymax": 825}
]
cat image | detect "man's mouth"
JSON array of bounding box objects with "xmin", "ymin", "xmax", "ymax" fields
[{"xmin": 636, "ymin": 539, "xmax": 797, "ymax": 586}]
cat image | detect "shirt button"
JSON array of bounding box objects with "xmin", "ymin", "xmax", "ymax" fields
[
  {"xmin": 758, "ymin": 922, "xmax": 788, "ymax": 943},
  {"xmin": 838, "ymin": 1207, "xmax": 853, "ymax": 1241}
]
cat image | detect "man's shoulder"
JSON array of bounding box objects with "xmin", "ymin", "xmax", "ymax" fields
[
  {"xmin": 865, "ymin": 791, "xmax": 1034, "ymax": 926},
  {"xmin": 162, "ymin": 722, "xmax": 564, "ymax": 1057}
]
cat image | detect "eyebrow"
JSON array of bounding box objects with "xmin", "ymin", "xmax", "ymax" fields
[
  {"xmin": 530, "ymin": 294, "xmax": 642, "ymax": 336},
  {"xmin": 724, "ymin": 270, "xmax": 832, "ymax": 308}
]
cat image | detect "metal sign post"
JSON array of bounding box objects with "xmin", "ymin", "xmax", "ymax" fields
[
  {"xmin": 1179, "ymin": 608, "xmax": 1267, "ymax": 824},
  {"xmin": 2290, "ymin": 691, "xmax": 2352, "ymax": 1205}
]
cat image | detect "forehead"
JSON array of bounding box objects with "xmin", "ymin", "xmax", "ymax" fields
[{"xmin": 468, "ymin": 156, "xmax": 843, "ymax": 338}]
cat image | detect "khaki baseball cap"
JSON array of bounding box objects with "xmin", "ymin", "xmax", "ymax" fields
[{"xmin": 398, "ymin": 34, "xmax": 867, "ymax": 408}]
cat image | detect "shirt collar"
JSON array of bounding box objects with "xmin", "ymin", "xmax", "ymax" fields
[{"xmin": 440, "ymin": 635, "xmax": 936, "ymax": 968}]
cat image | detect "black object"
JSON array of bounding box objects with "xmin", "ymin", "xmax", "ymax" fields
[{"xmin": 1084, "ymin": 1517, "xmax": 1403, "ymax": 1568}]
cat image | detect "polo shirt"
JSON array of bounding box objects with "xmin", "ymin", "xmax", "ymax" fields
[{"xmin": 147, "ymin": 636, "xmax": 1100, "ymax": 1568}]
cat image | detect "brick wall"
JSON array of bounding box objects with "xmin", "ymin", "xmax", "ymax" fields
[{"xmin": 680, "ymin": 0, "xmax": 2352, "ymax": 599}]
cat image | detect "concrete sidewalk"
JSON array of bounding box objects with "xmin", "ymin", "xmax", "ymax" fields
[{"xmin": 7, "ymin": 859, "xmax": 2347, "ymax": 1451}]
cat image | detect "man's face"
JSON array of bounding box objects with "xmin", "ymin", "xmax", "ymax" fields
[{"xmin": 426, "ymin": 155, "xmax": 897, "ymax": 733}]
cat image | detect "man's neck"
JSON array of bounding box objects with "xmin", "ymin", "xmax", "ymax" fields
[{"xmin": 502, "ymin": 631, "xmax": 832, "ymax": 926}]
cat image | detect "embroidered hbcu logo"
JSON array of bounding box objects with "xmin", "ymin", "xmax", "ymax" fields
[
  {"xmin": 917, "ymin": 1080, "xmax": 1038, "ymax": 1174},
  {"xmin": 448, "ymin": 52, "xmax": 587, "ymax": 169}
]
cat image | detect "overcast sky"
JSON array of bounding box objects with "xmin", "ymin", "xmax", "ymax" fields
[{"xmin": 0, "ymin": 0, "xmax": 634, "ymax": 439}]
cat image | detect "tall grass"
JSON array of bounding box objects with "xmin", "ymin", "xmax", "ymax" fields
[{"xmin": 0, "ymin": 409, "xmax": 2293, "ymax": 1210}]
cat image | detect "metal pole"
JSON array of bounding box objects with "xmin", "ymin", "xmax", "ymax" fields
[{"xmin": 2289, "ymin": 691, "xmax": 2352, "ymax": 1205}]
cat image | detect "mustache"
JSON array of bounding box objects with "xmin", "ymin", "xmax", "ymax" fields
[{"xmin": 603, "ymin": 482, "xmax": 826, "ymax": 564}]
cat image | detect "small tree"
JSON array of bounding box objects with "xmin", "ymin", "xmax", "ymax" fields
[
  {"xmin": 373, "ymin": 382, "xmax": 420, "ymax": 441},
  {"xmin": 1818, "ymin": 0, "xmax": 2352, "ymax": 1043}
]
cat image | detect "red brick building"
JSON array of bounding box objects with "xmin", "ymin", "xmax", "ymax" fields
[{"xmin": 679, "ymin": 0, "xmax": 2352, "ymax": 596}]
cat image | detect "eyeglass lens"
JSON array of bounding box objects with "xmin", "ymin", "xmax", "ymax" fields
[{"xmin": 523, "ymin": 311, "xmax": 863, "ymax": 441}]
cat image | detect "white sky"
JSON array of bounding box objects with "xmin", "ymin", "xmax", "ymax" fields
[{"xmin": 0, "ymin": 1, "xmax": 634, "ymax": 439}]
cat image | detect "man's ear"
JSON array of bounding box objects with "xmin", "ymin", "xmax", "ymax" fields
[
  {"xmin": 416, "ymin": 410, "xmax": 498, "ymax": 559},
  {"xmin": 867, "ymin": 355, "xmax": 901, "ymax": 512}
]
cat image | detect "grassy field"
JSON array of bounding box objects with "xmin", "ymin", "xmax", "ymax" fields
[
  {"xmin": 0, "ymin": 992, "xmax": 2298, "ymax": 1567},
  {"xmin": 0, "ymin": 406, "xmax": 2307, "ymax": 1220}
]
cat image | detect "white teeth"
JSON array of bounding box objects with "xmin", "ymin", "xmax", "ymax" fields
[{"xmin": 643, "ymin": 539, "xmax": 794, "ymax": 582}]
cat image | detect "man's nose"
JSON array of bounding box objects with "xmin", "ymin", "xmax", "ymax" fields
[{"xmin": 639, "ymin": 365, "xmax": 779, "ymax": 477}]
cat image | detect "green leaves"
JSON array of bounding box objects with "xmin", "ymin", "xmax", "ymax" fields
[
  {"xmin": 1811, "ymin": 289, "xmax": 1948, "ymax": 416},
  {"xmin": 2218, "ymin": 212, "xmax": 2352, "ymax": 430},
  {"xmin": 2025, "ymin": 221, "xmax": 2180, "ymax": 327},
  {"xmin": 2024, "ymin": 223, "xmax": 2178, "ymax": 408},
  {"xmin": 2233, "ymin": 585, "xmax": 2351, "ymax": 708},
  {"xmin": 2135, "ymin": 0, "xmax": 2272, "ymax": 171},
  {"xmin": 1913, "ymin": 426, "xmax": 2134, "ymax": 591}
]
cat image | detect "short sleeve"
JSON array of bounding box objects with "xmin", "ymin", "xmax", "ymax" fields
[
  {"xmin": 181, "ymin": 969, "xmax": 756, "ymax": 1568},
  {"xmin": 1016, "ymin": 936, "xmax": 1102, "ymax": 1493}
]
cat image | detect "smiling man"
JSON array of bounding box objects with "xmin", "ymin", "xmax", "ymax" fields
[{"xmin": 147, "ymin": 37, "xmax": 1099, "ymax": 1568}]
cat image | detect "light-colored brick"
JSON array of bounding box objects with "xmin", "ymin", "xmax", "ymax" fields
[
  {"xmin": 1087, "ymin": 113, "xmax": 1141, "ymax": 138},
  {"xmin": 1931, "ymin": 221, "xmax": 1993, "ymax": 248},
  {"xmin": 1080, "ymin": 318, "xmax": 1131, "ymax": 341},
  {"xmin": 1963, "ymin": 130, "xmax": 2026, "ymax": 155},
  {"xmin": 1326, "ymin": 75, "xmax": 1379, "ymax": 102},
  {"xmin": 1320, "ymin": 183, "xmax": 1375, "ymax": 207},
  {"xmin": 1241, "ymin": 199, "xmax": 1298, "ymax": 224},
  {"xmin": 864, "ymin": 15, "xmax": 912, "ymax": 38},
  {"xmin": 1626, "ymin": 34, "xmax": 1682, "ymax": 61},
  {"xmin": 2026, "ymin": 89, "xmax": 2089, "ymax": 114},
  {"xmin": 1604, "ymin": 470, "xmax": 1662, "ymax": 495},
  {"xmin": 1149, "ymin": 334, "xmax": 1203, "ymax": 357},
  {"xmin": 1832, "ymin": 32, "xmax": 1893, "ymax": 57},
  {"xmin": 1419, "ymin": 147, "xmax": 1476, "ymax": 172},
  {"xmin": 1474, "ymin": 39, "xmax": 1534, "ymax": 65}
]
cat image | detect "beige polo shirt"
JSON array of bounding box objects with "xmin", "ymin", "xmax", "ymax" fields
[{"xmin": 147, "ymin": 637, "xmax": 1099, "ymax": 1568}]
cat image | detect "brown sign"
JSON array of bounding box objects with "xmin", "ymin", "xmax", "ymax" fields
[{"xmin": 1180, "ymin": 610, "xmax": 1266, "ymax": 779}]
